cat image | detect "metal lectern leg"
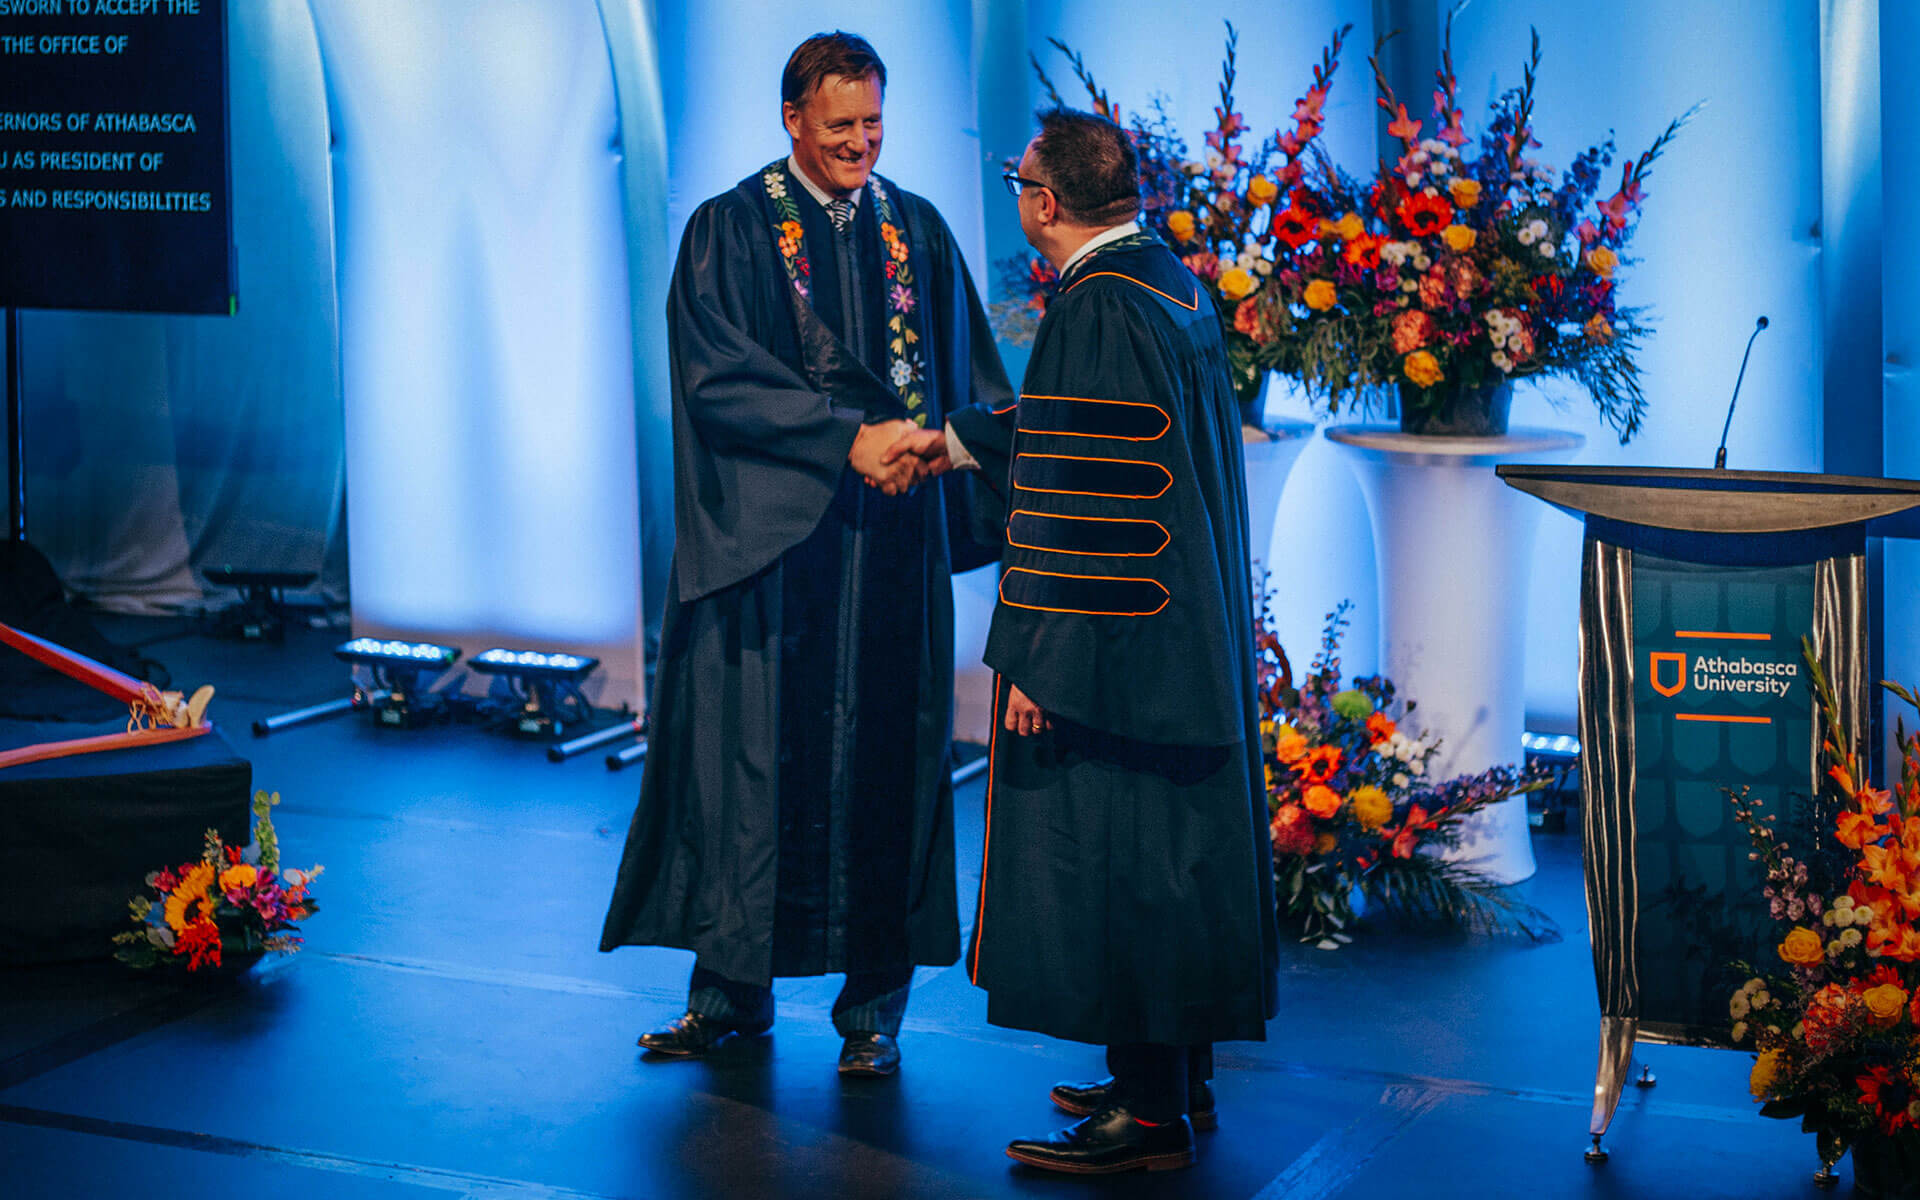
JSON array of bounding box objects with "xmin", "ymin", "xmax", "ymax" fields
[{"xmin": 1586, "ymin": 1015, "xmax": 1638, "ymax": 1162}]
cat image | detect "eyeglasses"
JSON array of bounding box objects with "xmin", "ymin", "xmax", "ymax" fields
[{"xmin": 1001, "ymin": 170, "xmax": 1051, "ymax": 199}]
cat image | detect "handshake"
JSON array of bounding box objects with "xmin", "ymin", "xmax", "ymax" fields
[{"xmin": 849, "ymin": 419, "xmax": 954, "ymax": 496}]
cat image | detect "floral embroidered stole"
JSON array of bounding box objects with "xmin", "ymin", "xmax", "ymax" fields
[{"xmin": 762, "ymin": 160, "xmax": 929, "ymax": 427}]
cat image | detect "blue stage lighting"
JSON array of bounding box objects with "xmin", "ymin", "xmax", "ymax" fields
[
  {"xmin": 1522, "ymin": 732, "xmax": 1582, "ymax": 759},
  {"xmin": 470, "ymin": 648, "xmax": 597, "ymax": 678},
  {"xmin": 332, "ymin": 638, "xmax": 462, "ymax": 727},
  {"xmin": 469, "ymin": 646, "xmax": 600, "ymax": 738},
  {"xmin": 334, "ymin": 637, "xmax": 461, "ymax": 668}
]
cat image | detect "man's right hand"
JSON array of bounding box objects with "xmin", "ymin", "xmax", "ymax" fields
[
  {"xmin": 882, "ymin": 427, "xmax": 952, "ymax": 478},
  {"xmin": 849, "ymin": 419, "xmax": 922, "ymax": 495}
]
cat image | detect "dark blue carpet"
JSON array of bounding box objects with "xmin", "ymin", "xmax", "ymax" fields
[{"xmin": 0, "ymin": 614, "xmax": 1837, "ymax": 1197}]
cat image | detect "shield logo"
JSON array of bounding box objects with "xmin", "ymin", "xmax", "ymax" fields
[{"xmin": 1650, "ymin": 651, "xmax": 1686, "ymax": 698}]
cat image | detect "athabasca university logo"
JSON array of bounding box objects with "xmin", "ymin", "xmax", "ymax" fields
[
  {"xmin": 1647, "ymin": 641, "xmax": 1798, "ymax": 702},
  {"xmin": 1650, "ymin": 651, "xmax": 1686, "ymax": 698}
]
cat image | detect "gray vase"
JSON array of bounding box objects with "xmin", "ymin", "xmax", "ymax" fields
[{"xmin": 1397, "ymin": 380, "xmax": 1513, "ymax": 437}]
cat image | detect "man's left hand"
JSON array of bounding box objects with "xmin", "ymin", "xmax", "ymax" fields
[
  {"xmin": 883, "ymin": 427, "xmax": 952, "ymax": 479},
  {"xmin": 1005, "ymin": 684, "xmax": 1049, "ymax": 737}
]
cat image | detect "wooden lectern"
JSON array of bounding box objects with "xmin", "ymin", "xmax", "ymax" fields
[{"xmin": 1497, "ymin": 465, "xmax": 1920, "ymax": 1161}]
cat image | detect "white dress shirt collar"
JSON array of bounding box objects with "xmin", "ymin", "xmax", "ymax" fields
[
  {"xmin": 787, "ymin": 155, "xmax": 863, "ymax": 211},
  {"xmin": 1060, "ymin": 220, "xmax": 1141, "ymax": 277}
]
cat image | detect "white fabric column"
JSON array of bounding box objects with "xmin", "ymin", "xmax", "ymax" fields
[{"xmin": 308, "ymin": 1, "xmax": 644, "ymax": 705}]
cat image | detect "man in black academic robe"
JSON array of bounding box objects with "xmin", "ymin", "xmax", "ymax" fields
[
  {"xmin": 922, "ymin": 109, "xmax": 1279, "ymax": 1172},
  {"xmin": 598, "ymin": 33, "xmax": 1011, "ymax": 1077}
]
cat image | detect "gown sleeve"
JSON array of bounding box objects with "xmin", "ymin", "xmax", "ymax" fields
[{"xmin": 666, "ymin": 197, "xmax": 871, "ymax": 602}]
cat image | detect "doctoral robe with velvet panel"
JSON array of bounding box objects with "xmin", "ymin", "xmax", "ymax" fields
[{"xmin": 948, "ymin": 237, "xmax": 1280, "ymax": 1046}]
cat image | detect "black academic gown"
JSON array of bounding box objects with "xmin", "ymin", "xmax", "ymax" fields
[
  {"xmin": 948, "ymin": 235, "xmax": 1280, "ymax": 1047},
  {"xmin": 598, "ymin": 169, "xmax": 1012, "ymax": 986}
]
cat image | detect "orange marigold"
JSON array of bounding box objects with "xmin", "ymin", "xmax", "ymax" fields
[
  {"xmin": 1275, "ymin": 727, "xmax": 1309, "ymax": 764},
  {"xmin": 1303, "ymin": 785, "xmax": 1342, "ymax": 818}
]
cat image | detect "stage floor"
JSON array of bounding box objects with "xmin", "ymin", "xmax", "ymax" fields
[{"xmin": 0, "ymin": 613, "xmax": 1834, "ymax": 1197}]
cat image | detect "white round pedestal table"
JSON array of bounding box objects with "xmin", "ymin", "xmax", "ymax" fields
[
  {"xmin": 1243, "ymin": 418, "xmax": 1315, "ymax": 573},
  {"xmin": 1325, "ymin": 425, "xmax": 1584, "ymax": 884}
]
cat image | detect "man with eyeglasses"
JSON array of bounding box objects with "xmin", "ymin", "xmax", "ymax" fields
[
  {"xmin": 903, "ymin": 107, "xmax": 1278, "ymax": 1174},
  {"xmin": 599, "ymin": 31, "xmax": 1012, "ymax": 1080}
]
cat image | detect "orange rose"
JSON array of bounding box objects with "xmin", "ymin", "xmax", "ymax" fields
[
  {"xmin": 1779, "ymin": 926, "xmax": 1825, "ymax": 966},
  {"xmin": 1167, "ymin": 211, "xmax": 1198, "ymax": 242},
  {"xmin": 1246, "ymin": 175, "xmax": 1280, "ymax": 208},
  {"xmin": 1218, "ymin": 267, "xmax": 1258, "ymax": 302},
  {"xmin": 1303, "ymin": 279, "xmax": 1337, "ymax": 311},
  {"xmin": 1440, "ymin": 224, "xmax": 1476, "ymax": 252},
  {"xmin": 1313, "ymin": 832, "xmax": 1338, "ymax": 856},
  {"xmin": 1303, "ymin": 784, "xmax": 1342, "ymax": 817},
  {"xmin": 1447, "ymin": 178, "xmax": 1481, "ymax": 209},
  {"xmin": 1275, "ymin": 727, "xmax": 1308, "ymax": 764},
  {"xmin": 1403, "ymin": 349, "xmax": 1443, "ymax": 388},
  {"xmin": 1584, "ymin": 247, "xmax": 1617, "ymax": 278},
  {"xmin": 1864, "ymin": 983, "xmax": 1908, "ymax": 1027}
]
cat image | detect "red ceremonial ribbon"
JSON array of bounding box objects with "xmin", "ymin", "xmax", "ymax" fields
[{"xmin": 0, "ymin": 619, "xmax": 212, "ymax": 770}]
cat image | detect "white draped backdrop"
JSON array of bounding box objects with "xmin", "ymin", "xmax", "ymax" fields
[{"xmin": 16, "ymin": 0, "xmax": 1915, "ymax": 740}]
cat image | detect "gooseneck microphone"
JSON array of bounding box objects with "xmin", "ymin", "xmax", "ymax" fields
[{"xmin": 1714, "ymin": 315, "xmax": 1769, "ymax": 470}]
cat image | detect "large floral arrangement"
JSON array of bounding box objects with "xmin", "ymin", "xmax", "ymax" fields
[
  {"xmin": 995, "ymin": 14, "xmax": 1692, "ymax": 441},
  {"xmin": 1730, "ymin": 649, "xmax": 1920, "ymax": 1178},
  {"xmin": 1256, "ymin": 598, "xmax": 1555, "ymax": 947},
  {"xmin": 112, "ymin": 789, "xmax": 321, "ymax": 971}
]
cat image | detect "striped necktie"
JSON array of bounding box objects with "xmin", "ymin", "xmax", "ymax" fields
[{"xmin": 826, "ymin": 198, "xmax": 855, "ymax": 234}]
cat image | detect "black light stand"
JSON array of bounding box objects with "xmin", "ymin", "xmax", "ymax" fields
[
  {"xmin": 201, "ymin": 567, "xmax": 317, "ymax": 642},
  {"xmin": 468, "ymin": 649, "xmax": 599, "ymax": 739},
  {"xmin": 252, "ymin": 687, "xmax": 390, "ymax": 737},
  {"xmin": 605, "ymin": 735, "xmax": 649, "ymax": 771},
  {"xmin": 549, "ymin": 715, "xmax": 645, "ymax": 763},
  {"xmin": 252, "ymin": 638, "xmax": 462, "ymax": 736},
  {"xmin": 7, "ymin": 307, "xmax": 24, "ymax": 542}
]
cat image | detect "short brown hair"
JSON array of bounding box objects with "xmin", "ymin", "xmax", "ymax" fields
[
  {"xmin": 1029, "ymin": 108, "xmax": 1140, "ymax": 227},
  {"xmin": 782, "ymin": 32, "xmax": 887, "ymax": 106}
]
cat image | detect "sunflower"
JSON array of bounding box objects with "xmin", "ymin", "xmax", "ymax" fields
[
  {"xmin": 1394, "ymin": 191, "xmax": 1454, "ymax": 237},
  {"xmin": 1295, "ymin": 745, "xmax": 1344, "ymax": 784}
]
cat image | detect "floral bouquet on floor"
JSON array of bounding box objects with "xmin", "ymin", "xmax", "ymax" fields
[
  {"xmin": 1729, "ymin": 647, "xmax": 1920, "ymax": 1184},
  {"xmin": 991, "ymin": 21, "xmax": 1356, "ymax": 426},
  {"xmin": 1256, "ymin": 597, "xmax": 1556, "ymax": 948},
  {"xmin": 112, "ymin": 789, "xmax": 321, "ymax": 972}
]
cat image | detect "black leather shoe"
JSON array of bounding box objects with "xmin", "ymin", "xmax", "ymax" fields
[
  {"xmin": 1006, "ymin": 1107, "xmax": 1195, "ymax": 1174},
  {"xmin": 637, "ymin": 1011, "xmax": 771, "ymax": 1057},
  {"xmin": 837, "ymin": 1032, "xmax": 901, "ymax": 1077},
  {"xmin": 1049, "ymin": 1076, "xmax": 1217, "ymax": 1131}
]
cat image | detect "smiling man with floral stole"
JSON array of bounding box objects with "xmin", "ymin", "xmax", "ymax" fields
[
  {"xmin": 907, "ymin": 108, "xmax": 1279, "ymax": 1173},
  {"xmin": 599, "ymin": 31, "xmax": 1012, "ymax": 1079}
]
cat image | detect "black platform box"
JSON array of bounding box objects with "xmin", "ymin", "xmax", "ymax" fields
[{"xmin": 0, "ymin": 723, "xmax": 252, "ymax": 965}]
